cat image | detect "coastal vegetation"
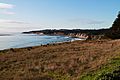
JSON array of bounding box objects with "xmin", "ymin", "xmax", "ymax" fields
[
  {"xmin": 0, "ymin": 12, "xmax": 120, "ymax": 80},
  {"xmin": 23, "ymin": 29, "xmax": 109, "ymax": 40},
  {"xmin": 0, "ymin": 40, "xmax": 120, "ymax": 80},
  {"xmin": 23, "ymin": 12, "xmax": 120, "ymax": 40}
]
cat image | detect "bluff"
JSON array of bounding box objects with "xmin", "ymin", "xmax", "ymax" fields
[
  {"xmin": 89, "ymin": 11, "xmax": 120, "ymax": 40},
  {"xmin": 23, "ymin": 11, "xmax": 120, "ymax": 40}
]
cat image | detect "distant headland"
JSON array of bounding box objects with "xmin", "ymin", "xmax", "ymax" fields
[
  {"xmin": 23, "ymin": 12, "xmax": 120, "ymax": 40},
  {"xmin": 1, "ymin": 12, "xmax": 120, "ymax": 80}
]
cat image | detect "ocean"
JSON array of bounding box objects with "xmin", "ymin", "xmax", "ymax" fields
[{"xmin": 0, "ymin": 33, "xmax": 81, "ymax": 50}]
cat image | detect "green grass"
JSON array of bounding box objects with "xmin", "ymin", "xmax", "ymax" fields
[{"xmin": 79, "ymin": 55, "xmax": 120, "ymax": 80}]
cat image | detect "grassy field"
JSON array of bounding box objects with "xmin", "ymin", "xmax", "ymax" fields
[{"xmin": 0, "ymin": 40, "xmax": 120, "ymax": 80}]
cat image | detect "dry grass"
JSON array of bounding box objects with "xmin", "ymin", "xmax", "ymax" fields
[{"xmin": 0, "ymin": 39, "xmax": 120, "ymax": 80}]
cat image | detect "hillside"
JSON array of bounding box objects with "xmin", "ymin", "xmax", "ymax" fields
[
  {"xmin": 0, "ymin": 40, "xmax": 120, "ymax": 80},
  {"xmin": 1, "ymin": 12, "xmax": 120, "ymax": 80}
]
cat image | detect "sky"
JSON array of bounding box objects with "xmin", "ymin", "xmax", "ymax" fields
[{"xmin": 0, "ymin": 0, "xmax": 120, "ymax": 33}]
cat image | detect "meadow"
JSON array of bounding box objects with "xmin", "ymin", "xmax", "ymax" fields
[{"xmin": 0, "ymin": 39, "xmax": 120, "ymax": 80}]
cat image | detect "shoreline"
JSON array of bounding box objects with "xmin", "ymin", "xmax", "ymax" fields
[
  {"xmin": 0, "ymin": 39, "xmax": 120, "ymax": 79},
  {"xmin": 0, "ymin": 33, "xmax": 83, "ymax": 51},
  {"xmin": 1, "ymin": 11, "xmax": 120, "ymax": 80},
  {"xmin": 0, "ymin": 36, "xmax": 83, "ymax": 51}
]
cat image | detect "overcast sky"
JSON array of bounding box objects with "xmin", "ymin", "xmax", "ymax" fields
[{"xmin": 0, "ymin": 0, "xmax": 120, "ymax": 33}]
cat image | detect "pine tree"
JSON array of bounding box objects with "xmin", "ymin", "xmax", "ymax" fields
[
  {"xmin": 111, "ymin": 11, "xmax": 120, "ymax": 31},
  {"xmin": 106, "ymin": 11, "xmax": 120, "ymax": 39}
]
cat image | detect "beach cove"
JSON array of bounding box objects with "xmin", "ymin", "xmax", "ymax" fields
[{"xmin": 0, "ymin": 33, "xmax": 81, "ymax": 50}]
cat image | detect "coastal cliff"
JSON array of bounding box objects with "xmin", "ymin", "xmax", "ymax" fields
[
  {"xmin": 1, "ymin": 12, "xmax": 120, "ymax": 80},
  {"xmin": 23, "ymin": 12, "xmax": 120, "ymax": 40},
  {"xmin": 23, "ymin": 29, "xmax": 109, "ymax": 40}
]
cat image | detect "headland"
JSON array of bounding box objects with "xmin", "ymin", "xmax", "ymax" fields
[{"xmin": 0, "ymin": 12, "xmax": 120, "ymax": 80}]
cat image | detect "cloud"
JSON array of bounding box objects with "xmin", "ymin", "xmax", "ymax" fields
[
  {"xmin": 0, "ymin": 19, "xmax": 27, "ymax": 24},
  {"xmin": 69, "ymin": 18, "xmax": 104, "ymax": 25},
  {"xmin": 0, "ymin": 3, "xmax": 15, "ymax": 15},
  {"xmin": 8, "ymin": 21, "xmax": 27, "ymax": 24},
  {"xmin": 1, "ymin": 11, "xmax": 15, "ymax": 15},
  {"xmin": 0, "ymin": 3, "xmax": 14, "ymax": 9}
]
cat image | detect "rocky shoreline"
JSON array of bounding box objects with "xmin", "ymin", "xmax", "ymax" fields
[
  {"xmin": 23, "ymin": 29, "xmax": 109, "ymax": 40},
  {"xmin": 1, "ymin": 12, "xmax": 120, "ymax": 80},
  {"xmin": 23, "ymin": 12, "xmax": 120, "ymax": 40}
]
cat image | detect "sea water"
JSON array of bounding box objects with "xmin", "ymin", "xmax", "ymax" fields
[{"xmin": 0, "ymin": 33, "xmax": 81, "ymax": 50}]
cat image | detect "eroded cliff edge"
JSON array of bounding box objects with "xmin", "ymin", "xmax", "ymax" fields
[{"xmin": 23, "ymin": 12, "xmax": 120, "ymax": 40}]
